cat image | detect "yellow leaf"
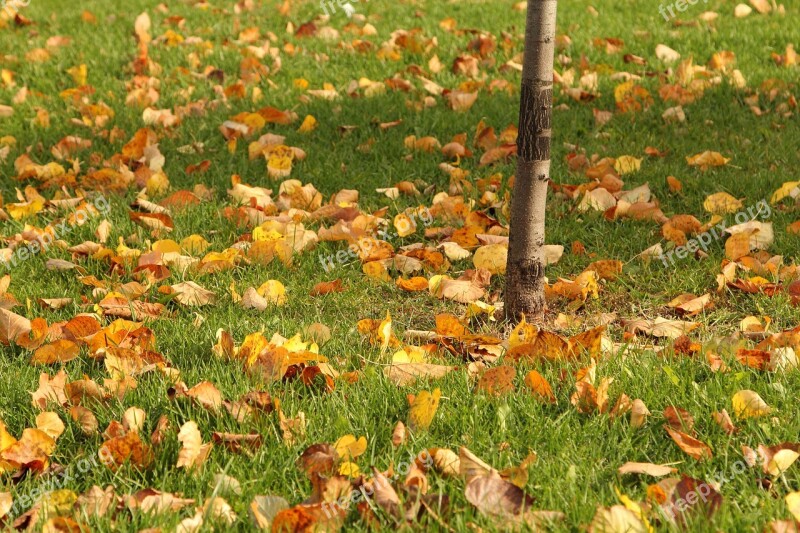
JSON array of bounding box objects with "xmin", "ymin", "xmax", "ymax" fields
[
  {"xmin": 472, "ymin": 244, "xmax": 508, "ymax": 275},
  {"xmin": 66, "ymin": 64, "xmax": 87, "ymax": 86},
  {"xmin": 408, "ymin": 388, "xmax": 441, "ymax": 432},
  {"xmin": 363, "ymin": 260, "xmax": 391, "ymax": 281},
  {"xmin": 378, "ymin": 311, "xmax": 392, "ymax": 353},
  {"xmin": 392, "ymin": 346, "xmax": 427, "ymax": 364},
  {"xmin": 767, "ymin": 449, "xmax": 799, "ymax": 477},
  {"xmin": 7, "ymin": 200, "xmax": 44, "ymax": 220},
  {"xmin": 35, "ymin": 412, "xmax": 65, "ymax": 441},
  {"xmin": 333, "ymin": 434, "xmax": 367, "ymax": 460},
  {"xmin": 771, "ymin": 181, "xmax": 800, "ymax": 205},
  {"xmin": 338, "ymin": 461, "xmax": 360, "ymax": 477},
  {"xmin": 614, "ymin": 156, "xmax": 642, "ymax": 175},
  {"xmin": 146, "ymin": 170, "xmax": 170, "ymax": 197},
  {"xmin": 508, "ymin": 315, "xmax": 538, "ymax": 350},
  {"xmin": 297, "ymin": 115, "xmax": 317, "ymax": 133},
  {"xmin": 255, "ymin": 280, "xmax": 287, "ymax": 306},
  {"xmin": 731, "ymin": 389, "xmax": 771, "ymax": 419},
  {"xmin": 786, "ymin": 492, "xmax": 800, "ymax": 522},
  {"xmin": 180, "ymin": 235, "xmax": 209, "ymax": 255},
  {"xmin": 267, "ymin": 154, "xmax": 292, "ymax": 176},
  {"xmin": 687, "ymin": 151, "xmax": 730, "ymax": 170},
  {"xmin": 152, "ymin": 239, "xmax": 181, "ymax": 255},
  {"xmin": 252, "ymin": 227, "xmax": 282, "ymax": 242},
  {"xmin": 703, "ymin": 192, "xmax": 742, "ymax": 215},
  {"xmin": 393, "ymin": 213, "xmax": 416, "ymax": 237}
]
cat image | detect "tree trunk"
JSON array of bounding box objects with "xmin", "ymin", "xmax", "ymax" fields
[{"xmin": 505, "ymin": 0, "xmax": 558, "ymax": 324}]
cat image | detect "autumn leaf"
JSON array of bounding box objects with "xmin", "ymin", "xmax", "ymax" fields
[
  {"xmin": 476, "ymin": 365, "xmax": 515, "ymax": 396},
  {"xmin": 665, "ymin": 427, "xmax": 712, "ymax": 460},
  {"xmin": 31, "ymin": 340, "xmax": 80, "ymax": 365},
  {"xmin": 171, "ymin": 281, "xmax": 216, "ymax": 306},
  {"xmin": 523, "ymin": 370, "xmax": 556, "ymax": 403},
  {"xmin": 385, "ymin": 363, "xmax": 455, "ymax": 386},
  {"xmin": 0, "ymin": 308, "xmax": 31, "ymax": 345},
  {"xmin": 99, "ymin": 431, "xmax": 154, "ymax": 471},
  {"xmin": 333, "ymin": 435, "xmax": 367, "ymax": 461},
  {"xmin": 177, "ymin": 421, "xmax": 213, "ymax": 469},
  {"xmin": 617, "ymin": 462, "xmax": 677, "ymax": 477},
  {"xmin": 703, "ymin": 192, "xmax": 742, "ymax": 214},
  {"xmin": 408, "ymin": 388, "xmax": 441, "ymax": 432},
  {"xmin": 731, "ymin": 390, "xmax": 771, "ymax": 419}
]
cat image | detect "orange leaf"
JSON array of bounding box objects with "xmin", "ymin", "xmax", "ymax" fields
[
  {"xmin": 665, "ymin": 427, "xmax": 712, "ymax": 460},
  {"xmin": 309, "ymin": 280, "xmax": 344, "ymax": 296},
  {"xmin": 435, "ymin": 313, "xmax": 469, "ymax": 337},
  {"xmin": 31, "ymin": 340, "xmax": 80, "ymax": 365},
  {"xmin": 99, "ymin": 431, "xmax": 154, "ymax": 471},
  {"xmin": 523, "ymin": 370, "xmax": 556, "ymax": 403},
  {"xmin": 476, "ymin": 366, "xmax": 516, "ymax": 396},
  {"xmin": 396, "ymin": 276, "xmax": 429, "ymax": 292}
]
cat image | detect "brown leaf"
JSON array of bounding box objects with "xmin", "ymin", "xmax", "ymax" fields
[
  {"xmin": 618, "ymin": 462, "xmax": 677, "ymax": 477},
  {"xmin": 249, "ymin": 495, "xmax": 289, "ymax": 530},
  {"xmin": 99, "ymin": 431, "xmax": 154, "ymax": 471},
  {"xmin": 664, "ymin": 406, "xmax": 695, "ymax": 434},
  {"xmin": 170, "ymin": 281, "xmax": 216, "ymax": 306},
  {"xmin": 177, "ymin": 421, "xmax": 213, "ymax": 469},
  {"xmin": 31, "ymin": 340, "xmax": 80, "ymax": 365},
  {"xmin": 309, "ymin": 280, "xmax": 344, "ymax": 296},
  {"xmin": 665, "ymin": 427, "xmax": 712, "ymax": 460},
  {"xmin": 385, "ymin": 363, "xmax": 455, "ymax": 386},
  {"xmin": 712, "ymin": 409, "xmax": 738, "ymax": 434},
  {"xmin": 129, "ymin": 212, "xmax": 174, "ymax": 234},
  {"xmin": 523, "ymin": 370, "xmax": 556, "ymax": 403},
  {"xmin": 1, "ymin": 428, "xmax": 55, "ymax": 472},
  {"xmin": 31, "ymin": 370, "xmax": 69, "ymax": 410},
  {"xmin": 186, "ymin": 381, "xmax": 223, "ymax": 411},
  {"xmin": 464, "ymin": 470, "xmax": 534, "ymax": 520},
  {"xmin": 476, "ymin": 365, "xmax": 516, "ymax": 396},
  {"xmin": 622, "ymin": 317, "xmax": 699, "ymax": 339},
  {"xmin": 69, "ymin": 406, "xmax": 99, "ymax": 435},
  {"xmin": 297, "ymin": 444, "xmax": 338, "ymax": 478},
  {"xmin": 0, "ymin": 308, "xmax": 31, "ymax": 345}
]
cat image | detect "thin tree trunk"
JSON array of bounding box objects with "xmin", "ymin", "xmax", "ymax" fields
[{"xmin": 505, "ymin": 0, "xmax": 557, "ymax": 324}]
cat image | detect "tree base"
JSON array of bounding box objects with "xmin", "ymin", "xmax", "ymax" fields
[{"xmin": 504, "ymin": 258, "xmax": 546, "ymax": 324}]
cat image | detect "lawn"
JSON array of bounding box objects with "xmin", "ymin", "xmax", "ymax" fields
[{"xmin": 0, "ymin": 0, "xmax": 799, "ymax": 530}]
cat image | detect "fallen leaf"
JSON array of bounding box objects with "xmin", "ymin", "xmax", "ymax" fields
[
  {"xmin": 618, "ymin": 462, "xmax": 677, "ymax": 477},
  {"xmin": 665, "ymin": 427, "xmax": 712, "ymax": 460},
  {"xmin": 408, "ymin": 388, "xmax": 441, "ymax": 432},
  {"xmin": 732, "ymin": 389, "xmax": 771, "ymax": 419},
  {"xmin": 176, "ymin": 421, "xmax": 212, "ymax": 469}
]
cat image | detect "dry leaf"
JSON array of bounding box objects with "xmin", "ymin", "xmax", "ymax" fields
[
  {"xmin": 408, "ymin": 388, "xmax": 441, "ymax": 432},
  {"xmin": 731, "ymin": 389, "xmax": 771, "ymax": 419},
  {"xmin": 177, "ymin": 421, "xmax": 213, "ymax": 469},
  {"xmin": 665, "ymin": 427, "xmax": 712, "ymax": 460}
]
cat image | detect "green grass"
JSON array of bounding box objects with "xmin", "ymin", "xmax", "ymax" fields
[{"xmin": 0, "ymin": 0, "xmax": 799, "ymax": 530}]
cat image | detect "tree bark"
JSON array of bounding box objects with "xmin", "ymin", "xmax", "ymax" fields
[{"xmin": 505, "ymin": 0, "xmax": 557, "ymax": 324}]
